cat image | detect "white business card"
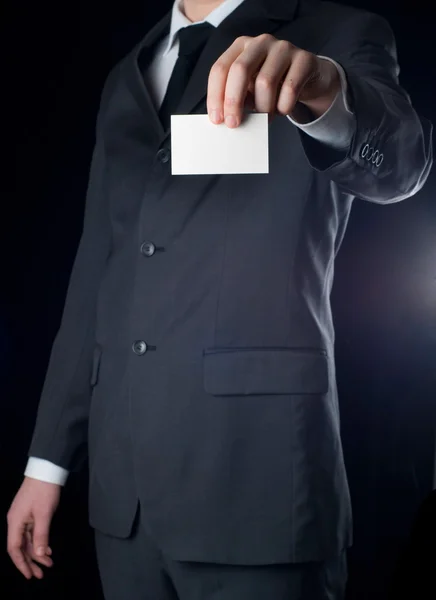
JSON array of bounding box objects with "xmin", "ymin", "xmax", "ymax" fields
[{"xmin": 171, "ymin": 113, "xmax": 269, "ymax": 175}]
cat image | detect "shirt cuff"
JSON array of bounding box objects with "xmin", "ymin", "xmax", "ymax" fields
[
  {"xmin": 286, "ymin": 57, "xmax": 355, "ymax": 150},
  {"xmin": 25, "ymin": 457, "xmax": 69, "ymax": 486}
]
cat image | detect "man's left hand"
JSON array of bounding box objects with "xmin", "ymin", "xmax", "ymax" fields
[{"xmin": 207, "ymin": 34, "xmax": 341, "ymax": 128}]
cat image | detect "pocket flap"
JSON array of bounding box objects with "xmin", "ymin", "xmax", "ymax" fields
[{"xmin": 203, "ymin": 347, "xmax": 329, "ymax": 396}]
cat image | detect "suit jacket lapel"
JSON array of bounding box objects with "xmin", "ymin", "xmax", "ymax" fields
[
  {"xmin": 124, "ymin": 12, "xmax": 172, "ymax": 143},
  {"xmin": 123, "ymin": 0, "xmax": 299, "ymax": 144}
]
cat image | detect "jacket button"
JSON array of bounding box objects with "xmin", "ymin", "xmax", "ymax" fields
[
  {"xmin": 141, "ymin": 242, "xmax": 156, "ymax": 257},
  {"xmin": 360, "ymin": 143, "xmax": 369, "ymax": 158},
  {"xmin": 132, "ymin": 341, "xmax": 148, "ymax": 355},
  {"xmin": 375, "ymin": 153, "xmax": 384, "ymax": 167},
  {"xmin": 157, "ymin": 148, "xmax": 170, "ymax": 164}
]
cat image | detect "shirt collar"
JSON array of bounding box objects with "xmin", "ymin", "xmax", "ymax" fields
[{"xmin": 163, "ymin": 0, "xmax": 247, "ymax": 56}]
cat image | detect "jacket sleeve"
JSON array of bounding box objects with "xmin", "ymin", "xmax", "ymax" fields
[
  {"xmin": 299, "ymin": 12, "xmax": 433, "ymax": 203},
  {"xmin": 27, "ymin": 70, "xmax": 117, "ymax": 471}
]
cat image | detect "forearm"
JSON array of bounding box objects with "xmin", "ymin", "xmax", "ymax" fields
[
  {"xmin": 293, "ymin": 13, "xmax": 433, "ymax": 203},
  {"xmin": 29, "ymin": 136, "xmax": 111, "ymax": 470}
]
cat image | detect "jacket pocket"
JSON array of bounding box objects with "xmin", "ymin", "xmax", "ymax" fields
[
  {"xmin": 90, "ymin": 345, "xmax": 102, "ymax": 388},
  {"xmin": 203, "ymin": 347, "xmax": 328, "ymax": 396}
]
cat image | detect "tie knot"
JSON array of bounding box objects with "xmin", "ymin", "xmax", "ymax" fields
[{"xmin": 177, "ymin": 22, "xmax": 214, "ymax": 59}]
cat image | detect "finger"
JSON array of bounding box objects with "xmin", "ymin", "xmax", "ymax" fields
[
  {"xmin": 207, "ymin": 36, "xmax": 247, "ymax": 125},
  {"xmin": 7, "ymin": 521, "xmax": 32, "ymax": 579},
  {"xmin": 25, "ymin": 531, "xmax": 53, "ymax": 567},
  {"xmin": 252, "ymin": 40, "xmax": 293, "ymax": 118},
  {"xmin": 8, "ymin": 545, "xmax": 33, "ymax": 579},
  {"xmin": 276, "ymin": 50, "xmax": 317, "ymax": 116},
  {"xmin": 32, "ymin": 554, "xmax": 53, "ymax": 567},
  {"xmin": 29, "ymin": 550, "xmax": 53, "ymax": 567},
  {"xmin": 23, "ymin": 550, "xmax": 44, "ymax": 579},
  {"xmin": 32, "ymin": 511, "xmax": 51, "ymax": 558},
  {"xmin": 223, "ymin": 35, "xmax": 275, "ymax": 127}
]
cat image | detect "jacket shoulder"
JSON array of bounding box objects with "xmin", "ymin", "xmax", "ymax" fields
[
  {"xmin": 294, "ymin": 0, "xmax": 394, "ymax": 53},
  {"xmin": 300, "ymin": 0, "xmax": 379, "ymax": 23}
]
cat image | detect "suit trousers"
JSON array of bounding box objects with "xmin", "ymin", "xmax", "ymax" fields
[{"xmin": 94, "ymin": 505, "xmax": 348, "ymax": 600}]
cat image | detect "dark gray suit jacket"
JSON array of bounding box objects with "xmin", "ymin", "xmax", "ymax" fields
[{"xmin": 29, "ymin": 0, "xmax": 433, "ymax": 564}]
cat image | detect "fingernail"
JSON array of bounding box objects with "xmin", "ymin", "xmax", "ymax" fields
[
  {"xmin": 225, "ymin": 115, "xmax": 238, "ymax": 128},
  {"xmin": 36, "ymin": 546, "xmax": 45, "ymax": 557},
  {"xmin": 211, "ymin": 109, "xmax": 222, "ymax": 124}
]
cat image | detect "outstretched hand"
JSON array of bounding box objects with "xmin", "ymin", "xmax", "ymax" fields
[{"xmin": 207, "ymin": 33, "xmax": 340, "ymax": 127}]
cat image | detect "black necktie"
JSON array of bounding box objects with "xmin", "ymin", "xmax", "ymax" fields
[{"xmin": 159, "ymin": 22, "xmax": 214, "ymax": 130}]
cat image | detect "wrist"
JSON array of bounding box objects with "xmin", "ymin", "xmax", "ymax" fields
[
  {"xmin": 298, "ymin": 60, "xmax": 341, "ymax": 120},
  {"xmin": 24, "ymin": 475, "xmax": 61, "ymax": 487}
]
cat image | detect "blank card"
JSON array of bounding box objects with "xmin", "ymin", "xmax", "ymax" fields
[{"xmin": 171, "ymin": 113, "xmax": 269, "ymax": 176}]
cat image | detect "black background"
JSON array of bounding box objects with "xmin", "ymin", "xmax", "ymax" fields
[{"xmin": 2, "ymin": 1, "xmax": 435, "ymax": 599}]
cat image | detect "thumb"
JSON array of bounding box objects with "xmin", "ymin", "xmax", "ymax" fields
[{"xmin": 32, "ymin": 511, "xmax": 52, "ymax": 557}]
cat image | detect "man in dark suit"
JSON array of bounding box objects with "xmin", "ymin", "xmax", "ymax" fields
[{"xmin": 7, "ymin": 0, "xmax": 433, "ymax": 598}]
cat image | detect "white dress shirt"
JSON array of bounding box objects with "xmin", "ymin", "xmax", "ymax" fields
[{"xmin": 25, "ymin": 0, "xmax": 356, "ymax": 487}]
